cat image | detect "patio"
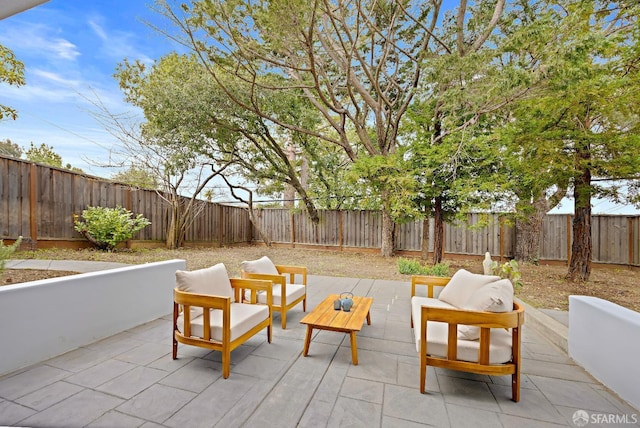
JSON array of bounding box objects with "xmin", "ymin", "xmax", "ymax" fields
[{"xmin": 0, "ymin": 275, "xmax": 637, "ymax": 427}]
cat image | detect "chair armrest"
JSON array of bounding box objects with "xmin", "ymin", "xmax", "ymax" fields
[
  {"xmin": 173, "ymin": 288, "xmax": 232, "ymax": 341},
  {"xmin": 275, "ymin": 265, "xmax": 307, "ymax": 285},
  {"xmin": 174, "ymin": 288, "xmax": 230, "ymax": 311},
  {"xmin": 411, "ymin": 275, "xmax": 451, "ymax": 298},
  {"xmin": 420, "ymin": 304, "xmax": 523, "ymax": 329},
  {"xmin": 420, "ymin": 303, "xmax": 524, "ymax": 365},
  {"xmin": 231, "ymin": 278, "xmax": 273, "ymax": 306}
]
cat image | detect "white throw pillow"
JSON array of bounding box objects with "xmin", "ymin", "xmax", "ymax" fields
[
  {"xmin": 437, "ymin": 269, "xmax": 501, "ymax": 308},
  {"xmin": 241, "ymin": 256, "xmax": 279, "ymax": 275},
  {"xmin": 457, "ymin": 279, "xmax": 514, "ymax": 340},
  {"xmin": 175, "ymin": 263, "xmax": 234, "ymax": 302}
]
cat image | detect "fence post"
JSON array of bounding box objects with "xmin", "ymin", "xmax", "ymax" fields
[
  {"xmin": 566, "ymin": 215, "xmax": 572, "ymax": 265},
  {"xmin": 218, "ymin": 204, "xmax": 224, "ymax": 247},
  {"xmin": 339, "ymin": 210, "xmax": 344, "ymax": 250},
  {"xmin": 499, "ymin": 215, "xmax": 505, "ymax": 262},
  {"xmin": 629, "ymin": 217, "xmax": 634, "ymax": 268},
  {"xmin": 290, "ymin": 211, "xmax": 296, "ymax": 247},
  {"xmin": 29, "ymin": 164, "xmax": 38, "ymax": 249}
]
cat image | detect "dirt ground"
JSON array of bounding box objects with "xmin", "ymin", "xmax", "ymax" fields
[{"xmin": 2, "ymin": 246, "xmax": 639, "ymax": 312}]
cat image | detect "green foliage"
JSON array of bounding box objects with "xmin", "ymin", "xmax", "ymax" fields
[
  {"xmin": 490, "ymin": 259, "xmax": 523, "ymax": 291},
  {"xmin": 0, "ymin": 139, "xmax": 22, "ymax": 158},
  {"xmin": 112, "ymin": 165, "xmax": 159, "ymax": 189},
  {"xmin": 74, "ymin": 206, "xmax": 151, "ymax": 251},
  {"xmin": 397, "ymin": 258, "xmax": 450, "ymax": 277},
  {"xmin": 0, "ymin": 236, "xmax": 22, "ymax": 273},
  {"xmin": 0, "ymin": 44, "xmax": 25, "ymax": 121},
  {"xmin": 25, "ymin": 142, "xmax": 63, "ymax": 168}
]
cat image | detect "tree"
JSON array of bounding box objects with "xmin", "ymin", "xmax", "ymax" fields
[
  {"xmin": 0, "ymin": 44, "xmax": 25, "ymax": 121},
  {"xmin": 25, "ymin": 142, "xmax": 63, "ymax": 167},
  {"xmin": 153, "ymin": 0, "xmax": 510, "ymax": 257},
  {"xmin": 114, "ymin": 53, "xmax": 328, "ymax": 246},
  {"xmin": 112, "ymin": 165, "xmax": 159, "ymax": 189},
  {"xmin": 498, "ymin": 0, "xmax": 640, "ymax": 281},
  {"xmin": 0, "ymin": 139, "xmax": 22, "ymax": 158}
]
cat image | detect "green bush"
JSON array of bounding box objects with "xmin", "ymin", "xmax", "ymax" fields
[
  {"xmin": 397, "ymin": 258, "xmax": 450, "ymax": 277},
  {"xmin": 74, "ymin": 206, "xmax": 150, "ymax": 251},
  {"xmin": 490, "ymin": 259, "xmax": 523, "ymax": 290},
  {"xmin": 0, "ymin": 236, "xmax": 22, "ymax": 273}
]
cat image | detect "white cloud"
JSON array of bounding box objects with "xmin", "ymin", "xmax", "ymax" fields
[
  {"xmin": 0, "ymin": 23, "xmax": 80, "ymax": 62},
  {"xmin": 87, "ymin": 18, "xmax": 154, "ymax": 64}
]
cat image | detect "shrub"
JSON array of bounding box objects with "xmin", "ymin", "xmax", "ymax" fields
[
  {"xmin": 74, "ymin": 206, "xmax": 150, "ymax": 251},
  {"xmin": 0, "ymin": 236, "xmax": 22, "ymax": 273},
  {"xmin": 397, "ymin": 258, "xmax": 450, "ymax": 277},
  {"xmin": 491, "ymin": 259, "xmax": 523, "ymax": 290}
]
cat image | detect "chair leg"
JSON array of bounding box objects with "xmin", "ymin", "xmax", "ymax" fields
[
  {"xmin": 172, "ymin": 334, "xmax": 178, "ymax": 360},
  {"xmin": 267, "ymin": 324, "xmax": 272, "ymax": 343},
  {"xmin": 420, "ymin": 354, "xmax": 426, "ymax": 393},
  {"xmin": 512, "ymin": 371, "xmax": 520, "ymax": 402},
  {"xmin": 222, "ymin": 350, "xmax": 231, "ymax": 379},
  {"xmin": 303, "ymin": 296, "xmax": 306, "ymax": 312},
  {"xmin": 281, "ymin": 308, "xmax": 287, "ymax": 329}
]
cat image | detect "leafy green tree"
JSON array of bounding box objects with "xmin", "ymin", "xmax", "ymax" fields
[
  {"xmin": 0, "ymin": 138, "xmax": 22, "ymax": 158},
  {"xmin": 498, "ymin": 0, "xmax": 640, "ymax": 281},
  {"xmin": 112, "ymin": 165, "xmax": 159, "ymax": 189},
  {"xmin": 153, "ymin": 0, "xmax": 510, "ymax": 257},
  {"xmin": 24, "ymin": 142, "xmax": 63, "ymax": 167},
  {"xmin": 0, "ymin": 44, "xmax": 25, "ymax": 121}
]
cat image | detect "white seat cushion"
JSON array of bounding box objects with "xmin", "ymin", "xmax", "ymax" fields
[
  {"xmin": 257, "ymin": 283, "xmax": 306, "ymax": 306},
  {"xmin": 241, "ymin": 256, "xmax": 279, "ymax": 275},
  {"xmin": 412, "ymin": 296, "xmax": 513, "ymax": 364},
  {"xmin": 177, "ymin": 303, "xmax": 269, "ymax": 342},
  {"xmin": 437, "ymin": 269, "xmax": 501, "ymax": 308}
]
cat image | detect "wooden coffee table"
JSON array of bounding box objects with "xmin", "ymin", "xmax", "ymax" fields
[{"xmin": 300, "ymin": 294, "xmax": 373, "ymax": 365}]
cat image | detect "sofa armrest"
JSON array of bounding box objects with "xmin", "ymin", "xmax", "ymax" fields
[
  {"xmin": 275, "ymin": 265, "xmax": 307, "ymax": 285},
  {"xmin": 411, "ymin": 275, "xmax": 451, "ymax": 299},
  {"xmin": 231, "ymin": 278, "xmax": 273, "ymax": 306},
  {"xmin": 173, "ymin": 288, "xmax": 232, "ymax": 340},
  {"xmin": 420, "ymin": 303, "xmax": 524, "ymax": 365}
]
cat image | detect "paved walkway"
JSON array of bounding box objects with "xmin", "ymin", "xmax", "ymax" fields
[{"xmin": 1, "ymin": 262, "xmax": 637, "ymax": 427}]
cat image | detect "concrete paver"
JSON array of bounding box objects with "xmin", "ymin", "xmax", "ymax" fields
[{"xmin": 1, "ymin": 262, "xmax": 638, "ymax": 427}]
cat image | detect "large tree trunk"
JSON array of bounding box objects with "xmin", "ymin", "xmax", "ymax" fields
[
  {"xmin": 166, "ymin": 200, "xmax": 180, "ymax": 250},
  {"xmin": 566, "ymin": 166, "xmax": 592, "ymax": 282},
  {"xmin": 514, "ymin": 197, "xmax": 548, "ymax": 263},
  {"xmin": 380, "ymin": 190, "xmax": 395, "ymax": 257},
  {"xmin": 421, "ymin": 217, "xmax": 430, "ymax": 261},
  {"xmin": 432, "ymin": 197, "xmax": 444, "ymax": 264}
]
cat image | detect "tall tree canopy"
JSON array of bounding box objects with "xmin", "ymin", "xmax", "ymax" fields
[
  {"xmin": 497, "ymin": 0, "xmax": 640, "ymax": 281},
  {"xmin": 153, "ymin": 0, "xmax": 511, "ymax": 256}
]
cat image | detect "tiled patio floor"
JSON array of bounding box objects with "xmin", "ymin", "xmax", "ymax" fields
[{"xmin": 1, "ymin": 275, "xmax": 638, "ymax": 427}]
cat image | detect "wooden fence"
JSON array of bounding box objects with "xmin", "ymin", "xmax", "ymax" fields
[
  {"xmin": 1, "ymin": 156, "xmax": 638, "ymax": 267},
  {"xmin": 0, "ymin": 157, "xmax": 249, "ymax": 247}
]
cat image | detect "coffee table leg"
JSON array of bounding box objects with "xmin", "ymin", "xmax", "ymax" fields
[
  {"xmin": 303, "ymin": 326, "xmax": 313, "ymax": 357},
  {"xmin": 350, "ymin": 331, "xmax": 358, "ymax": 365},
  {"xmin": 366, "ymin": 311, "xmax": 371, "ymax": 325}
]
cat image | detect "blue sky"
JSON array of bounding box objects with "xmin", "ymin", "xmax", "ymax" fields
[{"xmin": 1, "ymin": 1, "xmax": 175, "ymax": 176}]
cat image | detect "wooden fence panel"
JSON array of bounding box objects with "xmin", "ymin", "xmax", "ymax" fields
[
  {"xmin": 1, "ymin": 156, "xmax": 638, "ymax": 266},
  {"xmin": 540, "ymin": 215, "xmax": 569, "ymax": 261}
]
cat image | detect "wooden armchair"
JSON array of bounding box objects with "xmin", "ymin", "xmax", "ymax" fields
[
  {"xmin": 411, "ymin": 272, "xmax": 525, "ymax": 401},
  {"xmin": 173, "ymin": 263, "xmax": 273, "ymax": 379},
  {"xmin": 241, "ymin": 256, "xmax": 307, "ymax": 329}
]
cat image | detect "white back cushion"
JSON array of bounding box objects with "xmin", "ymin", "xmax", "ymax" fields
[
  {"xmin": 438, "ymin": 269, "xmax": 501, "ymax": 308},
  {"xmin": 458, "ymin": 279, "xmax": 514, "ymax": 340},
  {"xmin": 241, "ymin": 256, "xmax": 279, "ymax": 275},
  {"xmin": 175, "ymin": 263, "xmax": 234, "ymax": 302}
]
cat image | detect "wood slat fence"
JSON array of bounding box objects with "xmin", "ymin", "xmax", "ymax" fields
[{"xmin": 1, "ymin": 156, "xmax": 638, "ymax": 267}]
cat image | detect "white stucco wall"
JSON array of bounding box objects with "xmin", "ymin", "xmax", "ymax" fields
[
  {"xmin": 569, "ymin": 295, "xmax": 640, "ymax": 411},
  {"xmin": 0, "ymin": 259, "xmax": 185, "ymax": 376}
]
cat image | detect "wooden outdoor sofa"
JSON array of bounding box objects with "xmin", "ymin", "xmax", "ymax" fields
[{"xmin": 410, "ymin": 270, "xmax": 525, "ymax": 402}]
